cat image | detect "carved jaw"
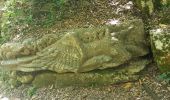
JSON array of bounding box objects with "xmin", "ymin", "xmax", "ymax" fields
[
  {"xmin": 0, "ymin": 42, "xmax": 40, "ymax": 72},
  {"xmin": 0, "ymin": 56, "xmax": 41, "ymax": 72}
]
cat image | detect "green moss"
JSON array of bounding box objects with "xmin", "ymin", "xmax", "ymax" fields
[
  {"xmin": 27, "ymin": 86, "xmax": 37, "ymax": 97},
  {"xmin": 158, "ymin": 64, "xmax": 170, "ymax": 72},
  {"xmin": 150, "ymin": 26, "xmax": 170, "ymax": 72},
  {"xmin": 32, "ymin": 70, "xmax": 139, "ymax": 88},
  {"xmin": 0, "ymin": 69, "xmax": 10, "ymax": 82},
  {"xmin": 157, "ymin": 71, "xmax": 170, "ymax": 83},
  {"xmin": 159, "ymin": 7, "xmax": 170, "ymax": 24},
  {"xmin": 0, "ymin": 0, "xmax": 69, "ymax": 38},
  {"xmin": 31, "ymin": 59, "xmax": 148, "ymax": 88},
  {"xmin": 133, "ymin": 0, "xmax": 154, "ymax": 15}
]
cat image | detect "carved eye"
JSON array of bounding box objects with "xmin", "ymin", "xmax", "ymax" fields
[
  {"xmin": 81, "ymin": 36, "xmax": 89, "ymax": 43},
  {"xmin": 99, "ymin": 31, "xmax": 105, "ymax": 39},
  {"xmin": 86, "ymin": 37, "xmax": 91, "ymax": 42},
  {"xmin": 81, "ymin": 32, "xmax": 91, "ymax": 43},
  {"xmin": 96, "ymin": 32, "xmax": 100, "ymax": 40}
]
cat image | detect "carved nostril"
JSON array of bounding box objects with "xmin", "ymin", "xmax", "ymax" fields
[
  {"xmin": 86, "ymin": 37, "xmax": 91, "ymax": 42},
  {"xmin": 99, "ymin": 31, "xmax": 105, "ymax": 39},
  {"xmin": 20, "ymin": 49, "xmax": 30, "ymax": 56}
]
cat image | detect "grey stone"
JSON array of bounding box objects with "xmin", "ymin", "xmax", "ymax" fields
[
  {"xmin": 150, "ymin": 25, "xmax": 170, "ymax": 72},
  {"xmin": 0, "ymin": 19, "xmax": 150, "ymax": 86}
]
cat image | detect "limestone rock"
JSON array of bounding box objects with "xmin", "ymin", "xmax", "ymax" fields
[
  {"xmin": 150, "ymin": 25, "xmax": 170, "ymax": 72},
  {"xmin": 0, "ymin": 19, "xmax": 150, "ymax": 86},
  {"xmin": 32, "ymin": 59, "xmax": 149, "ymax": 88},
  {"xmin": 0, "ymin": 19, "xmax": 149, "ymax": 73}
]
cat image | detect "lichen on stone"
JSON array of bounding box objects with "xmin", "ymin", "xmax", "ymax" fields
[
  {"xmin": 150, "ymin": 25, "xmax": 170, "ymax": 72},
  {"xmin": 0, "ymin": 19, "xmax": 150, "ymax": 86}
]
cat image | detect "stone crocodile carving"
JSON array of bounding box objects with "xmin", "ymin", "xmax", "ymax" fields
[{"xmin": 0, "ymin": 19, "xmax": 149, "ymax": 74}]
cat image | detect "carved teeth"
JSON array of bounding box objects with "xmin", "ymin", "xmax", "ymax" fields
[
  {"xmin": 0, "ymin": 56, "xmax": 37, "ymax": 71},
  {"xmin": 111, "ymin": 37, "xmax": 119, "ymax": 41}
]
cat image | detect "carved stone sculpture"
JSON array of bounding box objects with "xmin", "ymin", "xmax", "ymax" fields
[{"xmin": 0, "ymin": 19, "xmax": 150, "ymax": 87}]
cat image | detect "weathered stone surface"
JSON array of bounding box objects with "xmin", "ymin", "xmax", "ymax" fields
[
  {"xmin": 0, "ymin": 19, "xmax": 150, "ymax": 86},
  {"xmin": 134, "ymin": 0, "xmax": 154, "ymax": 14},
  {"xmin": 32, "ymin": 59, "xmax": 149, "ymax": 87},
  {"xmin": 0, "ymin": 19, "xmax": 149, "ymax": 73},
  {"xmin": 134, "ymin": 0, "xmax": 170, "ymax": 15},
  {"xmin": 150, "ymin": 25, "xmax": 170, "ymax": 72}
]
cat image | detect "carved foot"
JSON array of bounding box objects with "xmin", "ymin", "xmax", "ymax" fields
[{"xmin": 9, "ymin": 71, "xmax": 34, "ymax": 88}]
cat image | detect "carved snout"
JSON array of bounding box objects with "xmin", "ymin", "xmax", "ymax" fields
[{"xmin": 0, "ymin": 56, "xmax": 38, "ymax": 71}]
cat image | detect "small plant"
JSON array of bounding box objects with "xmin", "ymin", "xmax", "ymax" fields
[
  {"xmin": 157, "ymin": 72, "xmax": 170, "ymax": 83},
  {"xmin": 0, "ymin": 34, "xmax": 10, "ymax": 43},
  {"xmin": 27, "ymin": 86, "xmax": 37, "ymax": 97},
  {"xmin": 158, "ymin": 7, "xmax": 170, "ymax": 24},
  {"xmin": 1, "ymin": 0, "xmax": 34, "ymax": 37},
  {"xmin": 0, "ymin": 70, "xmax": 9, "ymax": 82},
  {"xmin": 0, "ymin": 0, "xmax": 68, "ymax": 37}
]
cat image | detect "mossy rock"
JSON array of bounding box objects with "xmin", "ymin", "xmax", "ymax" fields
[
  {"xmin": 31, "ymin": 59, "xmax": 149, "ymax": 88},
  {"xmin": 133, "ymin": 0, "xmax": 170, "ymax": 15},
  {"xmin": 159, "ymin": 7, "xmax": 170, "ymax": 24},
  {"xmin": 133, "ymin": 0, "xmax": 155, "ymax": 15},
  {"xmin": 150, "ymin": 25, "xmax": 170, "ymax": 72},
  {"xmin": 6, "ymin": 59, "xmax": 149, "ymax": 88}
]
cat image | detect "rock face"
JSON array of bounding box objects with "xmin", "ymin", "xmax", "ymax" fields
[
  {"xmin": 150, "ymin": 25, "xmax": 170, "ymax": 72},
  {"xmin": 32, "ymin": 59, "xmax": 149, "ymax": 87},
  {"xmin": 0, "ymin": 19, "xmax": 150, "ymax": 86},
  {"xmin": 134, "ymin": 0, "xmax": 154, "ymax": 14}
]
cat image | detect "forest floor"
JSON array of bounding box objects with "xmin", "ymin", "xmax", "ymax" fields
[
  {"xmin": 0, "ymin": 0, "xmax": 169, "ymax": 100},
  {"xmin": 0, "ymin": 64, "xmax": 170, "ymax": 100}
]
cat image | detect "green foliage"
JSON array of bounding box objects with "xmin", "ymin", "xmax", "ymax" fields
[
  {"xmin": 161, "ymin": 0, "xmax": 170, "ymax": 7},
  {"xmin": 0, "ymin": 0, "xmax": 68, "ymax": 40},
  {"xmin": 157, "ymin": 72, "xmax": 170, "ymax": 83},
  {"xmin": 158, "ymin": 6, "xmax": 170, "ymax": 24},
  {"xmin": 31, "ymin": 0, "xmax": 67, "ymax": 27},
  {"xmin": 133, "ymin": 0, "xmax": 154, "ymax": 15},
  {"xmin": 27, "ymin": 86, "xmax": 37, "ymax": 97},
  {"xmin": 134, "ymin": 0, "xmax": 170, "ymax": 15},
  {"xmin": 0, "ymin": 70, "xmax": 9, "ymax": 82},
  {"xmin": 0, "ymin": 0, "xmax": 95, "ymax": 40},
  {"xmin": 0, "ymin": 70, "xmax": 22, "ymax": 88},
  {"xmin": 1, "ymin": 0, "xmax": 33, "ymax": 40},
  {"xmin": 0, "ymin": 34, "xmax": 10, "ymax": 43}
]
